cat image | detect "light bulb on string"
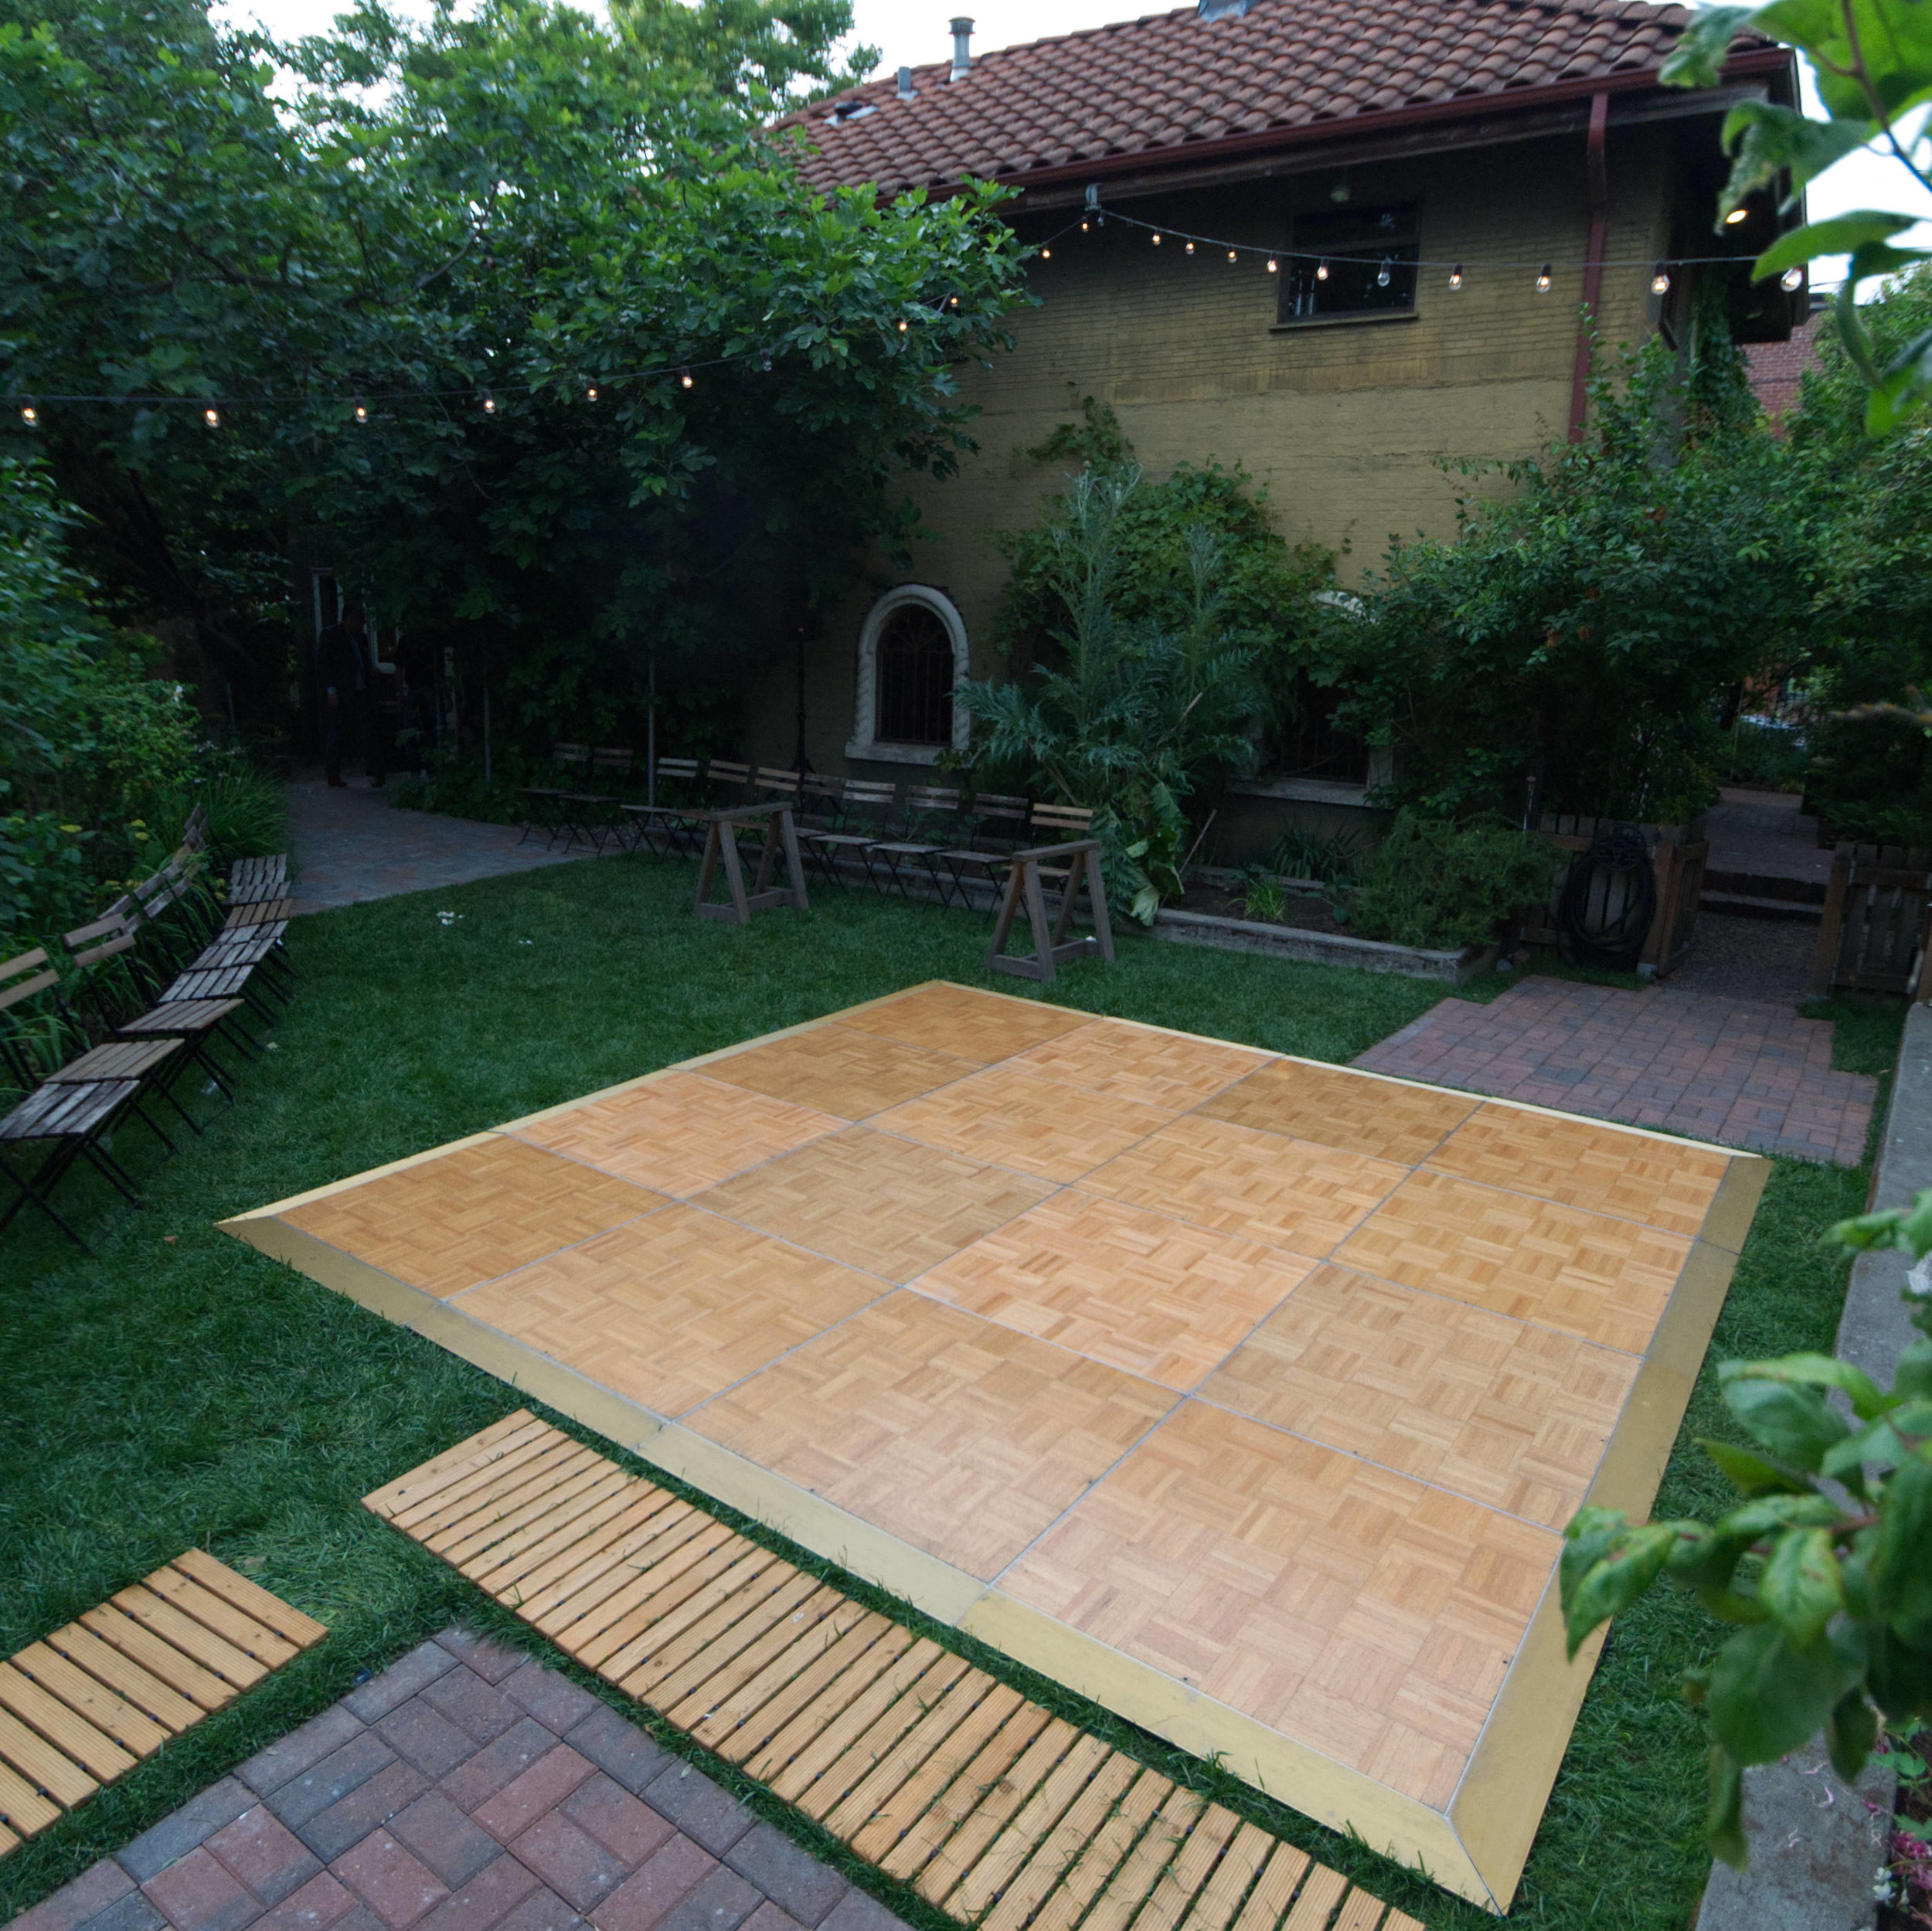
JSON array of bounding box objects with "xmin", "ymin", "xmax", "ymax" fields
[
  {"xmin": 1185, "ymin": 240, "xmax": 1194, "ymax": 253},
  {"xmin": 354, "ymin": 400, "xmax": 368, "ymax": 423},
  {"xmin": 897, "ymin": 318, "xmax": 908, "ymax": 331},
  {"xmin": 586, "ymin": 385, "xmax": 598, "ymax": 402},
  {"xmin": 1080, "ymin": 219, "xmax": 1089, "ymax": 231},
  {"xmin": 1266, "ymin": 258, "xmax": 1277, "ymax": 274},
  {"xmin": 1724, "ymin": 206, "xmax": 1749, "ymax": 226},
  {"xmin": 1448, "ymin": 264, "xmax": 1463, "ymax": 288},
  {"xmin": 1042, "ymin": 246, "xmax": 1052, "ymax": 259},
  {"xmin": 1315, "ymin": 260, "xmax": 1329, "ymax": 281},
  {"xmin": 1376, "ymin": 256, "xmax": 1391, "ymax": 288},
  {"xmin": 1227, "ymin": 249, "xmax": 1237, "ymax": 262},
  {"xmin": 948, "ymin": 295, "xmax": 959, "ymax": 307},
  {"xmin": 1781, "ymin": 266, "xmax": 1804, "ymax": 291},
  {"xmin": 1651, "ymin": 266, "xmax": 1670, "ymax": 295},
  {"xmin": 1536, "ymin": 264, "xmax": 1553, "ymax": 292},
  {"xmin": 203, "ymin": 406, "xmax": 220, "ymax": 428},
  {"xmin": 679, "ymin": 369, "xmax": 693, "ymax": 389},
  {"xmin": 1151, "ymin": 232, "xmax": 1162, "ymax": 245},
  {"xmin": 19, "ymin": 403, "xmax": 36, "ymax": 426},
  {"xmin": 481, "ymin": 391, "xmax": 495, "ymax": 414}
]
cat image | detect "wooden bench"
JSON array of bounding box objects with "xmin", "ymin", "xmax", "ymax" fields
[
  {"xmin": 987, "ymin": 839, "xmax": 1114, "ymax": 984},
  {"xmin": 693, "ymin": 803, "xmax": 810, "ymax": 925}
]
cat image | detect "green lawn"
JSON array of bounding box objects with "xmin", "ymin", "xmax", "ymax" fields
[{"xmin": 0, "ymin": 856, "xmax": 1898, "ymax": 1930}]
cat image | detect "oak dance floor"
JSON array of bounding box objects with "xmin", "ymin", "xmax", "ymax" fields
[{"xmin": 223, "ymin": 983, "xmax": 1767, "ymax": 1913}]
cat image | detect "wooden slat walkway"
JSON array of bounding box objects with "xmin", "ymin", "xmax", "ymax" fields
[
  {"xmin": 365, "ymin": 1413, "xmax": 1422, "ymax": 1931},
  {"xmin": 0, "ymin": 1550, "xmax": 328, "ymax": 1855}
]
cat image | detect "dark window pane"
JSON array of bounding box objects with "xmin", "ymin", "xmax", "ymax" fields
[
  {"xmin": 1277, "ymin": 671, "xmax": 1368, "ymax": 782},
  {"xmin": 875, "ymin": 603, "xmax": 955, "ymax": 746},
  {"xmin": 1279, "ymin": 204, "xmax": 1420, "ymax": 322}
]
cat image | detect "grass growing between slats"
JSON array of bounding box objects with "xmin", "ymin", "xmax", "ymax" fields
[{"xmin": 0, "ymin": 853, "xmax": 1900, "ymax": 1928}]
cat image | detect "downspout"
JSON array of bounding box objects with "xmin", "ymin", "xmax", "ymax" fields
[{"xmin": 1567, "ymin": 90, "xmax": 1611, "ymax": 441}]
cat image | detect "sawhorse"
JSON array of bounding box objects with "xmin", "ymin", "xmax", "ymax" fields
[
  {"xmin": 987, "ymin": 839, "xmax": 1114, "ymax": 984},
  {"xmin": 693, "ymin": 804, "xmax": 810, "ymax": 924}
]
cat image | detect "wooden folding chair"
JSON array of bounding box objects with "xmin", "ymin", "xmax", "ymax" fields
[
  {"xmin": 621, "ymin": 755, "xmax": 702, "ymax": 858},
  {"xmin": 519, "ymin": 743, "xmax": 590, "ymax": 846},
  {"xmin": 798, "ymin": 779, "xmax": 896, "ymax": 889},
  {"xmin": 799, "ymin": 773, "xmax": 845, "ymax": 830},
  {"xmin": 702, "ymin": 760, "xmax": 753, "ymax": 807},
  {"xmin": 226, "ymin": 855, "xmax": 289, "ymax": 906},
  {"xmin": 0, "ymin": 1078, "xmax": 149, "ymax": 1249},
  {"xmin": 937, "ymin": 793, "xmax": 1032, "ymax": 907},
  {"xmin": 556, "ymin": 746, "xmax": 634, "ymax": 852},
  {"xmin": 868, "ymin": 787, "xmax": 963, "ymax": 902}
]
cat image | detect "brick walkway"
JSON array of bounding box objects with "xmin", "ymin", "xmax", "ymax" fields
[
  {"xmin": 289, "ymin": 780, "xmax": 581, "ymax": 914},
  {"xmin": 1354, "ymin": 976, "xmax": 1876, "ymax": 1165},
  {"xmin": 14, "ymin": 1628, "xmax": 896, "ymax": 1931}
]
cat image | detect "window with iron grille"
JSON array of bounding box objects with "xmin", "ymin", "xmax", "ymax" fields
[
  {"xmin": 1278, "ymin": 204, "xmax": 1420, "ymax": 324},
  {"xmin": 874, "ymin": 603, "xmax": 956, "ymax": 746}
]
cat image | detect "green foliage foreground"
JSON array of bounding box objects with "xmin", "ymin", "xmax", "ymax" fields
[{"xmin": 0, "ymin": 856, "xmax": 1897, "ymax": 1928}]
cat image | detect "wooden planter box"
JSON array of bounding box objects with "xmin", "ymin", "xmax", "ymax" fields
[
  {"xmin": 1522, "ymin": 813, "xmax": 1708, "ymax": 977},
  {"xmin": 1152, "ymin": 906, "xmax": 1497, "ymax": 984},
  {"xmin": 1811, "ymin": 842, "xmax": 1932, "ymax": 996}
]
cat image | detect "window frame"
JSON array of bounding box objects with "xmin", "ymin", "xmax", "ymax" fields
[
  {"xmin": 847, "ymin": 584, "xmax": 971, "ymax": 767},
  {"xmin": 1273, "ymin": 201, "xmax": 1423, "ymax": 331}
]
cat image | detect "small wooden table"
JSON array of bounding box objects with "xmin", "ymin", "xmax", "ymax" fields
[
  {"xmin": 987, "ymin": 838, "xmax": 1114, "ymax": 984},
  {"xmin": 693, "ymin": 804, "xmax": 810, "ymax": 925}
]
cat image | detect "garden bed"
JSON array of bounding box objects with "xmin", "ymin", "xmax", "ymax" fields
[{"xmin": 1154, "ymin": 901, "xmax": 1497, "ymax": 984}]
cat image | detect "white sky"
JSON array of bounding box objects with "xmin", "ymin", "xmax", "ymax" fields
[{"xmin": 213, "ymin": 0, "xmax": 1932, "ymax": 287}]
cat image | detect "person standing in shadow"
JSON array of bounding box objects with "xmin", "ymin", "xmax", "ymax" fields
[{"xmin": 318, "ymin": 603, "xmax": 386, "ymax": 787}]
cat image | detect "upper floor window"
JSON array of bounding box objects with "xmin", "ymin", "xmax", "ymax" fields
[{"xmin": 1278, "ymin": 204, "xmax": 1420, "ymax": 325}]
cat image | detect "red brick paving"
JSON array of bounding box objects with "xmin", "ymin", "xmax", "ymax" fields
[
  {"xmin": 1355, "ymin": 976, "xmax": 1875, "ymax": 1166},
  {"xmin": 14, "ymin": 1631, "xmax": 902, "ymax": 1931}
]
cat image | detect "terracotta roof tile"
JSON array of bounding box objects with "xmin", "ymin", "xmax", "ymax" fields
[{"xmin": 780, "ymin": 0, "xmax": 1768, "ymax": 195}]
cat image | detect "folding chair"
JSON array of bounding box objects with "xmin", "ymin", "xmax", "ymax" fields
[
  {"xmin": 867, "ymin": 786, "xmax": 963, "ymax": 902},
  {"xmin": 799, "ymin": 773, "xmax": 845, "ymax": 830},
  {"xmin": 0, "ymin": 1078, "xmax": 149, "ymax": 1248},
  {"xmin": 227, "ymin": 855, "xmax": 289, "ymax": 904},
  {"xmin": 753, "ymin": 767, "xmax": 802, "ymax": 807},
  {"xmin": 702, "ymin": 760, "xmax": 752, "ymax": 807},
  {"xmin": 621, "ymin": 756, "xmax": 701, "ymax": 858},
  {"xmin": 798, "ymin": 779, "xmax": 896, "ymax": 890},
  {"xmin": 938, "ymin": 793, "xmax": 1032, "ymax": 908},
  {"xmin": 65, "ymin": 914, "xmax": 261, "ymax": 1084},
  {"xmin": 519, "ymin": 743, "xmax": 590, "ymax": 846},
  {"xmin": 557, "ymin": 746, "xmax": 634, "ymax": 853},
  {"xmin": 187, "ymin": 925, "xmax": 292, "ymax": 1006}
]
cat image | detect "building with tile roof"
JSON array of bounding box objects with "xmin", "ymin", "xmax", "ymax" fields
[{"xmin": 743, "ymin": 0, "xmax": 1803, "ymax": 823}]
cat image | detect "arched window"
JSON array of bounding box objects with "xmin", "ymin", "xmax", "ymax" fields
[{"xmin": 848, "ymin": 586, "xmax": 970, "ymax": 764}]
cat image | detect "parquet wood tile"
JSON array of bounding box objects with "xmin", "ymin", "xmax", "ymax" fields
[
  {"xmin": 1198, "ymin": 1061, "xmax": 1478, "ymax": 1167},
  {"xmin": 1423, "ymin": 1104, "xmax": 1732, "ymax": 1237},
  {"xmin": 872, "ymin": 1062, "xmax": 1179, "ymax": 1184},
  {"xmin": 1333, "ymin": 1170, "xmax": 1692, "ymax": 1354},
  {"xmin": 702, "ymin": 1025, "xmax": 980, "ymax": 1117},
  {"xmin": 833, "ymin": 984, "xmax": 1087, "ymax": 1061},
  {"xmin": 1198, "ymin": 1266, "xmax": 1641, "ymax": 1527},
  {"xmin": 1008, "ymin": 1019, "xmax": 1270, "ymax": 1111},
  {"xmin": 454, "ymin": 1205, "xmax": 885, "ymax": 1419},
  {"xmin": 685, "ymin": 1295, "xmax": 1175, "ymax": 1578},
  {"xmin": 912, "ymin": 1193, "xmax": 1312, "ymax": 1391},
  {"xmin": 694, "ymin": 1127, "xmax": 1054, "ymax": 1283},
  {"xmin": 1077, "ymin": 1116, "xmax": 1406, "ymax": 1258},
  {"xmin": 283, "ymin": 1137, "xmax": 665, "ymax": 1297},
  {"xmin": 998, "ymin": 1399, "xmax": 1559, "ymax": 1807},
  {"xmin": 513, "ymin": 1072, "xmax": 843, "ymax": 1197}
]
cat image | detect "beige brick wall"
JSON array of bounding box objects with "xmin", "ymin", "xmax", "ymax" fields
[{"xmin": 757, "ymin": 128, "xmax": 1675, "ymax": 777}]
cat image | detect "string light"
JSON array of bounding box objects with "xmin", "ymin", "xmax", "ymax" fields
[
  {"xmin": 1185, "ymin": 240, "xmax": 1195, "ymax": 254},
  {"xmin": 1536, "ymin": 264, "xmax": 1553, "ymax": 292},
  {"xmin": 1781, "ymin": 265, "xmax": 1804, "ymax": 291},
  {"xmin": 1151, "ymin": 232, "xmax": 1161, "ymax": 245},
  {"xmin": 203, "ymin": 406, "xmax": 220, "ymax": 427},
  {"xmin": 1376, "ymin": 257, "xmax": 1391, "ymax": 288},
  {"xmin": 1042, "ymin": 246, "xmax": 1052, "ymax": 258},
  {"xmin": 20, "ymin": 403, "xmax": 36, "ymax": 425},
  {"xmin": 680, "ymin": 369, "xmax": 693, "ymax": 389},
  {"xmin": 481, "ymin": 391, "xmax": 495, "ymax": 413},
  {"xmin": 1448, "ymin": 264, "xmax": 1463, "ymax": 288},
  {"xmin": 1080, "ymin": 219, "xmax": 1089, "ymax": 232},
  {"xmin": 354, "ymin": 400, "xmax": 368, "ymax": 422},
  {"xmin": 1266, "ymin": 258, "xmax": 1277, "ymax": 274},
  {"xmin": 897, "ymin": 318, "xmax": 908, "ymax": 331},
  {"xmin": 1315, "ymin": 261, "xmax": 1328, "ymax": 281},
  {"xmin": 1724, "ymin": 206, "xmax": 1749, "ymax": 226},
  {"xmin": 586, "ymin": 385, "xmax": 598, "ymax": 401},
  {"xmin": 1227, "ymin": 249, "xmax": 1237, "ymax": 262},
  {"xmin": 1651, "ymin": 266, "xmax": 1671, "ymax": 295}
]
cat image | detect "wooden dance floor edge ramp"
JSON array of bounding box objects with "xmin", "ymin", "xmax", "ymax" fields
[
  {"xmin": 362, "ymin": 1409, "xmax": 1423, "ymax": 1931},
  {"xmin": 217, "ymin": 981, "xmax": 1773, "ymax": 1915},
  {"xmin": 0, "ymin": 1551, "xmax": 328, "ymax": 1856}
]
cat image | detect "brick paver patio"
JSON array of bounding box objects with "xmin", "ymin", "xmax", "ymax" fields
[
  {"xmin": 1355, "ymin": 977, "xmax": 1876, "ymax": 1165},
  {"xmin": 13, "ymin": 1628, "xmax": 900, "ymax": 1931}
]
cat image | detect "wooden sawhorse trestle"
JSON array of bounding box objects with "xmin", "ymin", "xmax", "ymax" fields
[
  {"xmin": 693, "ymin": 804, "xmax": 809, "ymax": 924},
  {"xmin": 987, "ymin": 838, "xmax": 1114, "ymax": 984}
]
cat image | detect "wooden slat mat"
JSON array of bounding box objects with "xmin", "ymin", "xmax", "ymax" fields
[
  {"xmin": 0, "ymin": 1550, "xmax": 327, "ymax": 1855},
  {"xmin": 365, "ymin": 1413, "xmax": 1423, "ymax": 1931}
]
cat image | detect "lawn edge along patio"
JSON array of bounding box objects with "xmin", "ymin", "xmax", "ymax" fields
[{"xmin": 216, "ymin": 981, "xmax": 1772, "ymax": 1916}]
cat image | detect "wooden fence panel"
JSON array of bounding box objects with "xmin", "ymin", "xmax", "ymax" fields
[{"xmin": 1811, "ymin": 844, "xmax": 1932, "ymax": 995}]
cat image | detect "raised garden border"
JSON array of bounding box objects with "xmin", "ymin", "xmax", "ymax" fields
[{"xmin": 1151, "ymin": 906, "xmax": 1497, "ymax": 984}]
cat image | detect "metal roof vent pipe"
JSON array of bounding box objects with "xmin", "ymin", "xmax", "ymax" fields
[
  {"xmin": 896, "ymin": 64, "xmax": 916, "ymax": 97},
  {"xmin": 1196, "ymin": 0, "xmax": 1253, "ymax": 19},
  {"xmin": 949, "ymin": 17, "xmax": 973, "ymax": 80}
]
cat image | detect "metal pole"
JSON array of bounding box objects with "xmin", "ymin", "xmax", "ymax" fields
[{"xmin": 648, "ymin": 648, "xmax": 657, "ymax": 807}]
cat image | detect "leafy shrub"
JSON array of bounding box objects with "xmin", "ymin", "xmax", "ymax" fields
[
  {"xmin": 1350, "ymin": 812, "xmax": 1561, "ymax": 950},
  {"xmin": 1268, "ymin": 824, "xmax": 1369, "ymax": 892},
  {"xmin": 1239, "ymin": 873, "xmax": 1286, "ymax": 922},
  {"xmin": 1721, "ymin": 718, "xmax": 1811, "ymax": 792},
  {"xmin": 147, "ymin": 761, "xmax": 289, "ymax": 864}
]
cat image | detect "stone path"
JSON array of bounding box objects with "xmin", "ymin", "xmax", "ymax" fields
[
  {"xmin": 1355, "ymin": 976, "xmax": 1876, "ymax": 1165},
  {"xmin": 14, "ymin": 1627, "xmax": 898, "ymax": 1931},
  {"xmin": 289, "ymin": 779, "xmax": 581, "ymax": 914},
  {"xmin": 1703, "ymin": 786, "xmax": 1831, "ymax": 889}
]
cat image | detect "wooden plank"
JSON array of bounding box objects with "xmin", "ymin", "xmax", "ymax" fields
[
  {"xmin": 388, "ymin": 1429, "xmax": 583, "ymax": 1536},
  {"xmin": 145, "ymin": 1568, "xmax": 298, "ymax": 1668},
  {"xmin": 561, "ymin": 1528, "xmax": 770, "ymax": 1666},
  {"xmin": 920, "ymin": 1723, "xmax": 1094, "ymax": 1909},
  {"xmin": 0, "ymin": 1702, "xmax": 98, "ymax": 1808},
  {"xmin": 852, "ymin": 1684, "xmax": 1030, "ymax": 1865},
  {"xmin": 1079, "ymin": 1788, "xmax": 1216, "ymax": 1931},
  {"xmin": 0, "ymin": 1817, "xmax": 19, "ymax": 1857},
  {"xmin": 492, "ymin": 1485, "xmax": 681, "ymax": 1602},
  {"xmin": 580, "ymin": 1543, "xmax": 782, "ymax": 1678},
  {"xmin": 435, "ymin": 1455, "xmax": 623, "ymax": 1567},
  {"xmin": 362, "ymin": 1410, "xmax": 549, "ymax": 1518},
  {"xmin": 0, "ymin": 1661, "xmax": 136, "ymax": 1782},
  {"xmin": 1379, "ymin": 1912, "xmax": 1427, "ymax": 1931},
  {"xmin": 0, "ymin": 1756, "xmax": 64, "ymax": 1837},
  {"xmin": 414, "ymin": 1440, "xmax": 605, "ymax": 1549},
  {"xmin": 538, "ymin": 1520, "xmax": 741, "ymax": 1658},
  {"xmin": 634, "ymin": 1572, "xmax": 833, "ymax": 1713},
  {"xmin": 1812, "ymin": 847, "xmax": 1852, "ymax": 994},
  {"xmin": 1019, "ymin": 1768, "xmax": 1172, "ymax": 1931},
  {"xmin": 883, "ymin": 1702, "xmax": 1053, "ymax": 1884},
  {"xmin": 616, "ymin": 1562, "xmax": 814, "ymax": 1702},
  {"xmin": 108, "ymin": 1586, "xmax": 268, "ymax": 1690},
  {"xmin": 168, "ymin": 1552, "xmax": 328, "ymax": 1650},
  {"xmin": 821, "ymin": 1668, "xmax": 1002, "ymax": 1840},
  {"xmin": 1174, "ymin": 1823, "xmax": 1278, "ymax": 1931},
  {"xmin": 781, "ymin": 1650, "xmax": 972, "ymax": 1814},
  {"xmin": 1125, "ymin": 1802, "xmax": 1243, "ymax": 1931},
  {"xmin": 1328, "ymin": 1891, "xmax": 1389, "ymax": 1931},
  {"xmin": 1229, "ymin": 1844, "xmax": 1313, "ymax": 1931},
  {"xmin": 663, "ymin": 1585, "xmax": 852, "ymax": 1735},
  {"xmin": 76, "ymin": 1609, "xmax": 232, "ymax": 1713},
  {"xmin": 971, "ymin": 1756, "xmax": 1145, "ymax": 1931},
  {"xmin": 1276, "ymin": 1862, "xmax": 1347, "ymax": 1931},
  {"xmin": 43, "ymin": 1625, "xmax": 202, "ymax": 1733},
  {"xmin": 757, "ymin": 1640, "xmax": 955, "ymax": 1799},
  {"xmin": 517, "ymin": 1496, "xmax": 703, "ymax": 1628},
  {"xmin": 706, "ymin": 1616, "xmax": 907, "ymax": 1766},
  {"xmin": 471, "ymin": 1478, "xmax": 659, "ymax": 1598},
  {"xmin": 9, "ymin": 1643, "xmax": 172, "ymax": 1757},
  {"xmin": 948, "ymin": 1737, "xmax": 1125, "ymax": 1919}
]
